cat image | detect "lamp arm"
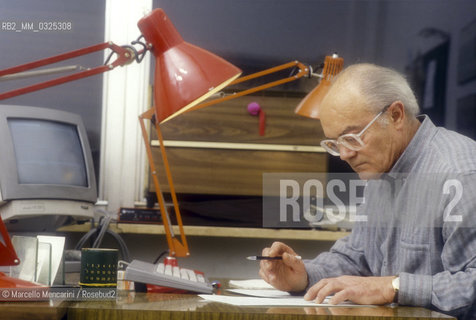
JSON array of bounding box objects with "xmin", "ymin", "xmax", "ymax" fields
[
  {"xmin": 0, "ymin": 42, "xmax": 138, "ymax": 101},
  {"xmin": 138, "ymin": 60, "xmax": 318, "ymax": 258},
  {"xmin": 139, "ymin": 109, "xmax": 189, "ymax": 257},
  {"xmin": 187, "ymin": 60, "xmax": 311, "ymax": 112},
  {"xmin": 137, "ymin": 61, "xmax": 311, "ymax": 258}
]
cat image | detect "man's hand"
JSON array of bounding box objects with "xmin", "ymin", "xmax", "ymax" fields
[
  {"xmin": 258, "ymin": 241, "xmax": 308, "ymax": 292},
  {"xmin": 304, "ymin": 275, "xmax": 396, "ymax": 305}
]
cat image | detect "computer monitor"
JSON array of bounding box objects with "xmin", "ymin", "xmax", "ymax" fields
[{"xmin": 0, "ymin": 105, "xmax": 97, "ymax": 231}]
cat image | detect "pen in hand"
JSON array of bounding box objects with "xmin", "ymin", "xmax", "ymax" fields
[{"xmin": 246, "ymin": 255, "xmax": 302, "ymax": 261}]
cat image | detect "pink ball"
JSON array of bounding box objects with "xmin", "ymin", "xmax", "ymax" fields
[{"xmin": 247, "ymin": 102, "xmax": 261, "ymax": 115}]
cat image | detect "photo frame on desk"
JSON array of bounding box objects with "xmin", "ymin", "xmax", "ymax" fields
[{"xmin": 458, "ymin": 18, "xmax": 476, "ymax": 85}]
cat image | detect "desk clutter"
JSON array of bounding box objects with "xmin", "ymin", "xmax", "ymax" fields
[
  {"xmin": 10, "ymin": 234, "xmax": 211, "ymax": 294},
  {"xmin": 118, "ymin": 207, "xmax": 162, "ymax": 224},
  {"xmin": 124, "ymin": 257, "xmax": 214, "ymax": 294},
  {"xmin": 79, "ymin": 248, "xmax": 118, "ymax": 287},
  {"xmin": 10, "ymin": 235, "xmax": 65, "ymax": 286}
]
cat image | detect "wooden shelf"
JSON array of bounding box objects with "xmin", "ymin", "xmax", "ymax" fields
[
  {"xmin": 58, "ymin": 223, "xmax": 349, "ymax": 241},
  {"xmin": 149, "ymin": 95, "xmax": 329, "ymax": 196}
]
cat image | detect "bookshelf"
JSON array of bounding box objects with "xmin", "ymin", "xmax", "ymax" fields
[{"xmin": 59, "ymin": 223, "xmax": 349, "ymax": 241}]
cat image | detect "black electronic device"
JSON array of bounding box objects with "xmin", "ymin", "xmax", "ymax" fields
[{"xmin": 118, "ymin": 207, "xmax": 162, "ymax": 224}]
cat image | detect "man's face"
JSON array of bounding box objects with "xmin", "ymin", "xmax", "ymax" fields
[{"xmin": 319, "ymin": 100, "xmax": 399, "ymax": 180}]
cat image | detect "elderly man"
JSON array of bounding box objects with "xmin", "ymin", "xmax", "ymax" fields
[{"xmin": 259, "ymin": 63, "xmax": 476, "ymax": 318}]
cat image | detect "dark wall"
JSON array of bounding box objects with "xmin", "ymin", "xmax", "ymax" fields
[
  {"xmin": 0, "ymin": 0, "xmax": 106, "ymax": 177},
  {"xmin": 154, "ymin": 0, "xmax": 476, "ymax": 130},
  {"xmin": 1, "ymin": 0, "xmax": 475, "ymax": 158}
]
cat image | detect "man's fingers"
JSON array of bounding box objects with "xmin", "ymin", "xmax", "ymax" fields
[
  {"xmin": 304, "ymin": 279, "xmax": 328, "ymax": 302},
  {"xmin": 261, "ymin": 246, "xmax": 271, "ymax": 256},
  {"xmin": 305, "ymin": 278, "xmax": 349, "ymax": 304},
  {"xmin": 266, "ymin": 241, "xmax": 288, "ymax": 256},
  {"xmin": 305, "ymin": 276, "xmax": 395, "ymax": 306},
  {"xmin": 328, "ymin": 289, "xmax": 351, "ymax": 305},
  {"xmin": 258, "ymin": 242, "xmax": 307, "ymax": 293},
  {"xmin": 317, "ymin": 280, "xmax": 349, "ymax": 304},
  {"xmin": 258, "ymin": 268, "xmax": 270, "ymax": 284},
  {"xmin": 281, "ymin": 252, "xmax": 302, "ymax": 268}
]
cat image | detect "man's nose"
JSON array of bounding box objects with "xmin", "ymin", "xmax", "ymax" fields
[{"xmin": 339, "ymin": 145, "xmax": 357, "ymax": 161}]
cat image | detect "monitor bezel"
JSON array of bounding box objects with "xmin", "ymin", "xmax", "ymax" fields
[{"xmin": 0, "ymin": 105, "xmax": 97, "ymax": 204}]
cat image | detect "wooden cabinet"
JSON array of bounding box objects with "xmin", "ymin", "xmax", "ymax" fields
[{"xmin": 149, "ymin": 94, "xmax": 328, "ymax": 197}]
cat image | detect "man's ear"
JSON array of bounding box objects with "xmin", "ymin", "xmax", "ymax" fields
[{"xmin": 390, "ymin": 101, "xmax": 405, "ymax": 130}]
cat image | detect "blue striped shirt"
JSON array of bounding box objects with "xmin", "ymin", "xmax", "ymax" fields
[{"xmin": 304, "ymin": 116, "xmax": 476, "ymax": 317}]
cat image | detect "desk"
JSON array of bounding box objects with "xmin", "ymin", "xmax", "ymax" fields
[
  {"xmin": 65, "ymin": 292, "xmax": 453, "ymax": 320},
  {"xmin": 0, "ymin": 292, "xmax": 455, "ymax": 320},
  {"xmin": 0, "ymin": 300, "xmax": 67, "ymax": 320}
]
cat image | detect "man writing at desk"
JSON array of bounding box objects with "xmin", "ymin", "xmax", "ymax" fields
[{"xmin": 259, "ymin": 63, "xmax": 476, "ymax": 318}]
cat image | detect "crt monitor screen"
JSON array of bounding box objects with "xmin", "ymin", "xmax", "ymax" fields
[
  {"xmin": 9, "ymin": 118, "xmax": 88, "ymax": 187},
  {"xmin": 0, "ymin": 105, "xmax": 97, "ymax": 226}
]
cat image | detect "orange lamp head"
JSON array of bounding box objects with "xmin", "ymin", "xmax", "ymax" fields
[
  {"xmin": 295, "ymin": 55, "xmax": 344, "ymax": 119},
  {"xmin": 294, "ymin": 82, "xmax": 329, "ymax": 119},
  {"xmin": 137, "ymin": 9, "xmax": 242, "ymax": 123}
]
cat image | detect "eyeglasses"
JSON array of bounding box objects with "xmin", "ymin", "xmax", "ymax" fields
[{"xmin": 320, "ymin": 104, "xmax": 391, "ymax": 156}]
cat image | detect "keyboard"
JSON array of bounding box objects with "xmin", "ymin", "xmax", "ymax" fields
[{"xmin": 124, "ymin": 258, "xmax": 214, "ymax": 294}]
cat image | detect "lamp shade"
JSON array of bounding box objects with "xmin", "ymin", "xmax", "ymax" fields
[
  {"xmin": 138, "ymin": 9, "xmax": 242, "ymax": 123},
  {"xmin": 294, "ymin": 55, "xmax": 343, "ymax": 119},
  {"xmin": 294, "ymin": 81, "xmax": 329, "ymax": 119}
]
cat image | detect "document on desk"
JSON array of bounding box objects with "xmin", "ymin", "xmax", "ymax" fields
[
  {"xmin": 207, "ymin": 279, "xmax": 374, "ymax": 307},
  {"xmin": 198, "ymin": 294, "xmax": 371, "ymax": 307},
  {"xmin": 228, "ymin": 279, "xmax": 275, "ymax": 290},
  {"xmin": 227, "ymin": 288, "xmax": 291, "ymax": 298}
]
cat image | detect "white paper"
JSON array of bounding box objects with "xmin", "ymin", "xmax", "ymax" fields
[
  {"xmin": 227, "ymin": 288, "xmax": 291, "ymax": 298},
  {"xmin": 221, "ymin": 279, "xmax": 375, "ymax": 307},
  {"xmin": 199, "ymin": 294, "xmax": 334, "ymax": 306},
  {"xmin": 199, "ymin": 294, "xmax": 375, "ymax": 307},
  {"xmin": 228, "ymin": 279, "xmax": 274, "ymax": 290}
]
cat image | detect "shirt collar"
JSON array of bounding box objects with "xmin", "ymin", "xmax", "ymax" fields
[{"xmin": 387, "ymin": 115, "xmax": 437, "ymax": 177}]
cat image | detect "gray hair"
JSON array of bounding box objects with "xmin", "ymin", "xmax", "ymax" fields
[{"xmin": 334, "ymin": 63, "xmax": 420, "ymax": 118}]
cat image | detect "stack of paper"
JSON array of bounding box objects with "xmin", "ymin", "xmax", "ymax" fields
[{"xmin": 199, "ymin": 279, "xmax": 374, "ymax": 308}]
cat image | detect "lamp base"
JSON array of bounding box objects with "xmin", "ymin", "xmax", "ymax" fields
[{"xmin": 146, "ymin": 283, "xmax": 187, "ymax": 294}]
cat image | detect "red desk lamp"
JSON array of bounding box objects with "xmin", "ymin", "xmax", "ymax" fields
[
  {"xmin": 0, "ymin": 218, "xmax": 43, "ymax": 288},
  {"xmin": 0, "ymin": 8, "xmax": 342, "ymax": 271},
  {"xmin": 295, "ymin": 54, "xmax": 344, "ymax": 119}
]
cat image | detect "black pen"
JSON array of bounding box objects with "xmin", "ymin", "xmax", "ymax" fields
[{"xmin": 246, "ymin": 255, "xmax": 302, "ymax": 261}]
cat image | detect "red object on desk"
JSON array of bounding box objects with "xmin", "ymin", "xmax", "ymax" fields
[
  {"xmin": 146, "ymin": 284, "xmax": 188, "ymax": 294},
  {"xmin": 0, "ymin": 216, "xmax": 43, "ymax": 289},
  {"xmin": 145, "ymin": 257, "xmax": 187, "ymax": 294},
  {"xmin": 0, "ymin": 272, "xmax": 44, "ymax": 288}
]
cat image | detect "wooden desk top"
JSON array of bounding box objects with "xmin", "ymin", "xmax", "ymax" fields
[
  {"xmin": 65, "ymin": 292, "xmax": 455, "ymax": 320},
  {"xmin": 0, "ymin": 300, "xmax": 67, "ymax": 320},
  {"xmin": 0, "ymin": 291, "xmax": 455, "ymax": 320}
]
